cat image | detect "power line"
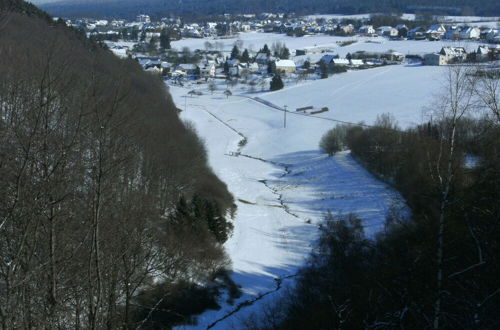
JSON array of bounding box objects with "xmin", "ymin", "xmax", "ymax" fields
[{"xmin": 247, "ymin": 96, "xmax": 375, "ymax": 128}]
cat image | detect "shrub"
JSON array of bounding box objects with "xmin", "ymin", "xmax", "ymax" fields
[{"xmin": 319, "ymin": 125, "xmax": 349, "ymax": 156}]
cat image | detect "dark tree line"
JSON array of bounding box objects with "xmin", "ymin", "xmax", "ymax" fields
[
  {"xmin": 40, "ymin": 0, "xmax": 500, "ymax": 19},
  {"xmin": 0, "ymin": 5, "xmax": 236, "ymax": 329},
  {"xmin": 247, "ymin": 66, "xmax": 500, "ymax": 329}
]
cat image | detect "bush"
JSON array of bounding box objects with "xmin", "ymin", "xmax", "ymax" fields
[
  {"xmin": 319, "ymin": 125, "xmax": 348, "ymax": 156},
  {"xmin": 270, "ymin": 74, "xmax": 284, "ymax": 91}
]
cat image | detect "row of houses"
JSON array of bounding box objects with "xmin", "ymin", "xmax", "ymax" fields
[
  {"xmin": 424, "ymin": 46, "xmax": 500, "ymax": 65},
  {"xmin": 407, "ymin": 24, "xmax": 499, "ymax": 42}
]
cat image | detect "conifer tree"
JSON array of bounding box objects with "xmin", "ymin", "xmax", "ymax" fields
[
  {"xmin": 241, "ymin": 49, "xmax": 250, "ymax": 63},
  {"xmin": 230, "ymin": 45, "xmax": 240, "ymax": 59},
  {"xmin": 270, "ymin": 74, "xmax": 284, "ymax": 91},
  {"xmin": 160, "ymin": 29, "xmax": 171, "ymax": 50}
]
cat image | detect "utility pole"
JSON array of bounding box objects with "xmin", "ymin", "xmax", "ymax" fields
[{"xmin": 283, "ymin": 105, "xmax": 287, "ymax": 128}]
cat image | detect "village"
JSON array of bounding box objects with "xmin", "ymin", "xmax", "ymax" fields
[{"xmin": 62, "ymin": 12, "xmax": 500, "ymax": 91}]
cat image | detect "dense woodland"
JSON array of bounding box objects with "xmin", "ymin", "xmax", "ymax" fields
[
  {"xmin": 247, "ymin": 66, "xmax": 500, "ymax": 329},
  {"xmin": 40, "ymin": 0, "xmax": 500, "ymax": 19},
  {"xmin": 0, "ymin": 2, "xmax": 237, "ymax": 328}
]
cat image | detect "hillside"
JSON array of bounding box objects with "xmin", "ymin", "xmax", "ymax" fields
[
  {"xmin": 0, "ymin": 2, "xmax": 236, "ymax": 328},
  {"xmin": 38, "ymin": 0, "xmax": 500, "ymax": 19}
]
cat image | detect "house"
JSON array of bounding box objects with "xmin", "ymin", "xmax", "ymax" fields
[
  {"xmin": 440, "ymin": 47, "xmax": 467, "ymax": 62},
  {"xmin": 246, "ymin": 62, "xmax": 260, "ymax": 73},
  {"xmin": 358, "ymin": 25, "xmax": 375, "ymax": 35},
  {"xmin": 460, "ymin": 27, "xmax": 481, "ymax": 40},
  {"xmin": 226, "ymin": 58, "xmax": 240, "ymax": 67},
  {"xmin": 255, "ymin": 52, "xmax": 270, "ymax": 64},
  {"xmin": 475, "ymin": 46, "xmax": 490, "ymax": 62},
  {"xmin": 384, "ymin": 51, "xmax": 405, "ymax": 62},
  {"xmin": 200, "ymin": 63, "xmax": 216, "ymax": 77},
  {"xmin": 275, "ymin": 60, "xmax": 296, "ymax": 74},
  {"xmin": 320, "ymin": 54, "xmax": 337, "ymax": 65},
  {"xmin": 137, "ymin": 57, "xmax": 161, "ymax": 70},
  {"xmin": 338, "ymin": 24, "xmax": 354, "ymax": 34},
  {"xmin": 486, "ymin": 29, "xmax": 499, "ymax": 43},
  {"xmin": 349, "ymin": 59, "xmax": 364, "ymax": 67},
  {"xmin": 424, "ymin": 53, "xmax": 447, "ymax": 66},
  {"xmin": 376, "ymin": 26, "xmax": 398, "ymax": 37},
  {"xmin": 228, "ymin": 65, "xmax": 240, "ymax": 76},
  {"xmin": 396, "ymin": 24, "xmax": 408, "ymax": 38},
  {"xmin": 145, "ymin": 66, "xmax": 162, "ymax": 74},
  {"xmin": 426, "ymin": 24, "xmax": 446, "ymax": 40},
  {"xmin": 480, "ymin": 28, "xmax": 494, "ymax": 40},
  {"xmin": 425, "ymin": 47, "xmax": 467, "ymax": 65},
  {"xmin": 444, "ymin": 27, "xmax": 461, "ymax": 40},
  {"xmin": 330, "ymin": 58, "xmax": 350, "ymax": 66},
  {"xmin": 408, "ymin": 26, "xmax": 426, "ymax": 40},
  {"xmin": 161, "ymin": 62, "xmax": 173, "ymax": 75},
  {"xmin": 175, "ymin": 63, "xmax": 199, "ymax": 76}
]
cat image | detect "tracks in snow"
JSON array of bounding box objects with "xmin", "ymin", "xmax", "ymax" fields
[
  {"xmin": 192, "ymin": 104, "xmax": 306, "ymax": 328},
  {"xmin": 206, "ymin": 274, "xmax": 298, "ymax": 329}
]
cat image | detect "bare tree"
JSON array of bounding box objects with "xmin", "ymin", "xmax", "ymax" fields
[
  {"xmin": 208, "ymin": 80, "xmax": 217, "ymax": 94},
  {"xmin": 472, "ymin": 68, "xmax": 499, "ymax": 123},
  {"xmin": 428, "ymin": 65, "xmax": 475, "ymax": 329}
]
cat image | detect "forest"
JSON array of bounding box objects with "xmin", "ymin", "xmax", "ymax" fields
[
  {"xmin": 246, "ymin": 66, "xmax": 500, "ymax": 329},
  {"xmin": 40, "ymin": 0, "xmax": 500, "ymax": 19},
  {"xmin": 0, "ymin": 1, "xmax": 237, "ymax": 328}
]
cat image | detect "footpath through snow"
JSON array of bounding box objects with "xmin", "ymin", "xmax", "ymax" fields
[{"xmin": 169, "ymin": 66, "xmax": 423, "ymax": 329}]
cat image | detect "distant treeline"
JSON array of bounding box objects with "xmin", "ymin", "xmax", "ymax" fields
[
  {"xmin": 0, "ymin": 1, "xmax": 237, "ymax": 328},
  {"xmin": 40, "ymin": 0, "xmax": 500, "ymax": 19}
]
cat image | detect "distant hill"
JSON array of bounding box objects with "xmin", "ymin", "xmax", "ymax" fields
[
  {"xmin": 38, "ymin": 0, "xmax": 500, "ymax": 19},
  {"xmin": 0, "ymin": 0, "xmax": 52, "ymax": 20}
]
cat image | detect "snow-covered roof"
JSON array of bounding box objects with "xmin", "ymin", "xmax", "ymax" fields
[
  {"xmin": 377, "ymin": 26, "xmax": 394, "ymax": 32},
  {"xmin": 427, "ymin": 24, "xmax": 446, "ymax": 33},
  {"xmin": 227, "ymin": 58, "xmax": 240, "ymax": 66},
  {"xmin": 331, "ymin": 58, "xmax": 349, "ymax": 65},
  {"xmin": 440, "ymin": 47, "xmax": 466, "ymax": 56},
  {"xmin": 477, "ymin": 46, "xmax": 490, "ymax": 54},
  {"xmin": 177, "ymin": 63, "xmax": 198, "ymax": 70},
  {"xmin": 320, "ymin": 54, "xmax": 336, "ymax": 63},
  {"xmin": 275, "ymin": 60, "xmax": 296, "ymax": 68},
  {"xmin": 255, "ymin": 53, "xmax": 269, "ymax": 60}
]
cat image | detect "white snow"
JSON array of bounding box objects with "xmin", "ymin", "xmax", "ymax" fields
[
  {"xmin": 167, "ymin": 61, "xmax": 448, "ymax": 328},
  {"xmin": 172, "ymin": 31, "xmax": 489, "ymax": 58}
]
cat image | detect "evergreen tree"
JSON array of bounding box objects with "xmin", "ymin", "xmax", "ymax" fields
[
  {"xmin": 319, "ymin": 61, "xmax": 328, "ymax": 79},
  {"xmin": 281, "ymin": 47, "xmax": 290, "ymax": 59},
  {"xmin": 148, "ymin": 36, "xmax": 158, "ymax": 52},
  {"xmin": 270, "ymin": 74, "xmax": 284, "ymax": 91},
  {"xmin": 230, "ymin": 45, "xmax": 240, "ymax": 59},
  {"xmin": 160, "ymin": 29, "xmax": 171, "ymax": 50},
  {"xmin": 241, "ymin": 49, "xmax": 250, "ymax": 63},
  {"xmin": 261, "ymin": 44, "xmax": 271, "ymax": 56},
  {"xmin": 131, "ymin": 29, "xmax": 139, "ymax": 41}
]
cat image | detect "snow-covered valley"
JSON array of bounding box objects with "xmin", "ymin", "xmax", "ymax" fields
[{"xmin": 168, "ymin": 63, "xmax": 443, "ymax": 328}]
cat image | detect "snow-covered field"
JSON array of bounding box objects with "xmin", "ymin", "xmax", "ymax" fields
[
  {"xmin": 169, "ymin": 62, "xmax": 447, "ymax": 328},
  {"xmin": 172, "ymin": 31, "xmax": 488, "ymax": 57}
]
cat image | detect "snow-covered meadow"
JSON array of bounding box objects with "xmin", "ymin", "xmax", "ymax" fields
[
  {"xmin": 171, "ymin": 31, "xmax": 487, "ymax": 57},
  {"xmin": 169, "ymin": 60, "xmax": 448, "ymax": 328}
]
